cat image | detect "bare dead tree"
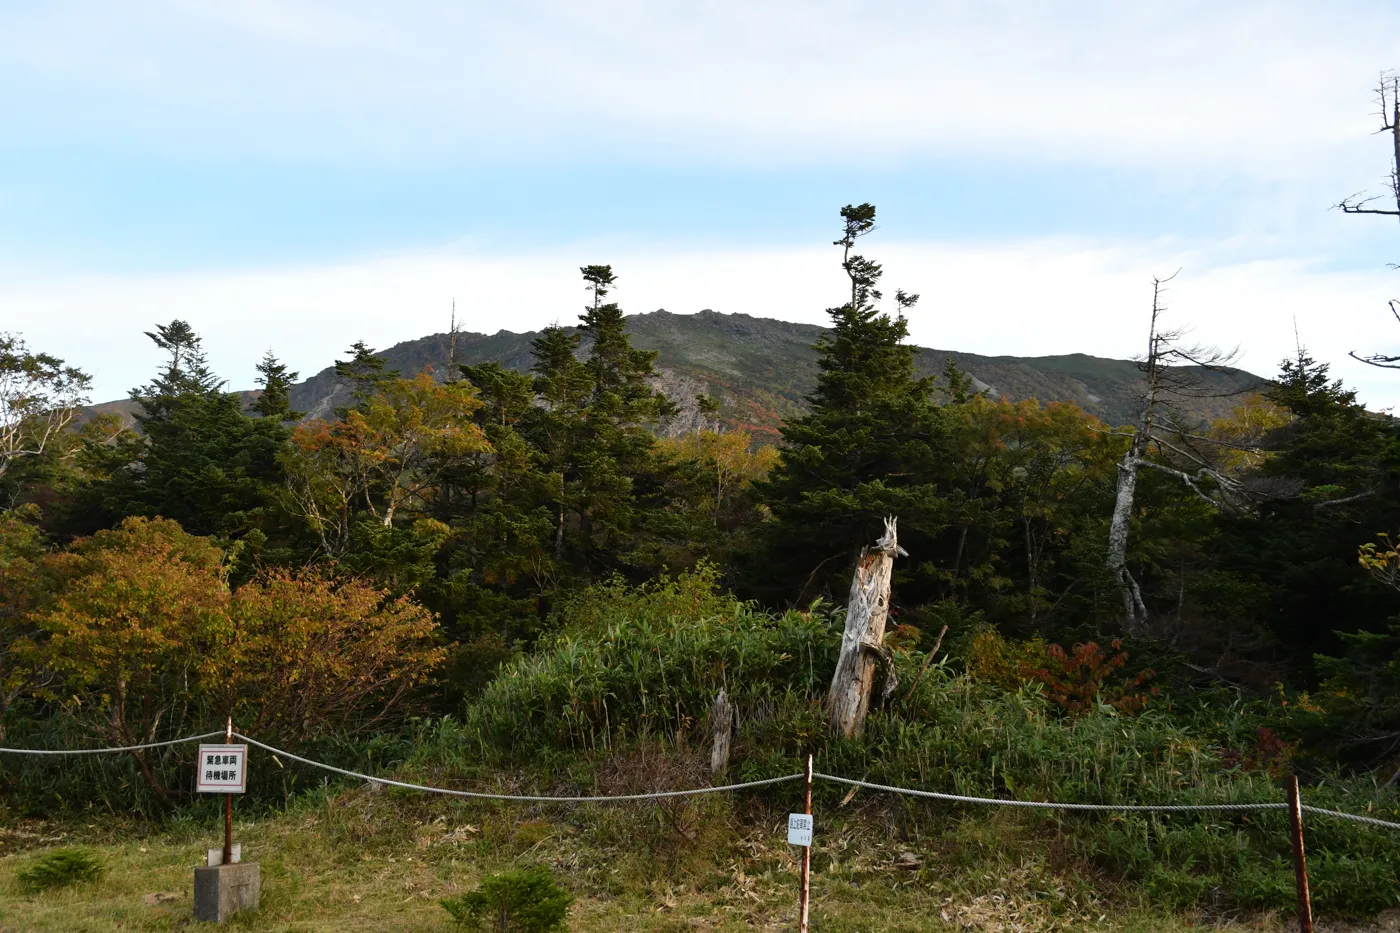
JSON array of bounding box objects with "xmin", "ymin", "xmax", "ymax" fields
[
  {"xmin": 1337, "ymin": 72, "xmax": 1400, "ymax": 367},
  {"xmin": 1107, "ymin": 275, "xmax": 1252, "ymax": 636},
  {"xmin": 828, "ymin": 517, "xmax": 905, "ymax": 738},
  {"xmin": 447, "ymin": 299, "xmax": 461, "ymax": 383},
  {"xmin": 1337, "ymin": 72, "xmax": 1400, "ymax": 222}
]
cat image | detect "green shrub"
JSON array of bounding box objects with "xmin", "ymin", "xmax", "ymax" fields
[
  {"xmin": 549, "ymin": 562, "xmax": 744, "ymax": 634},
  {"xmin": 465, "ymin": 599, "xmax": 838, "ymax": 755},
  {"xmin": 15, "ymin": 847, "xmax": 104, "ymax": 892},
  {"xmin": 441, "ymin": 864, "xmax": 571, "ymax": 932},
  {"xmin": 427, "ymin": 574, "xmax": 1400, "ymax": 917}
]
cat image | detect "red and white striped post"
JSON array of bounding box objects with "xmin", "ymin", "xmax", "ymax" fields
[
  {"xmin": 1287, "ymin": 776, "xmax": 1314, "ymax": 933},
  {"xmin": 799, "ymin": 754, "xmax": 812, "ymax": 933}
]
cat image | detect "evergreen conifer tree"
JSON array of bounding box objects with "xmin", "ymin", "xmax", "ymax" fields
[
  {"xmin": 528, "ymin": 324, "xmax": 593, "ymax": 565},
  {"xmin": 251, "ymin": 350, "xmax": 303, "ymax": 421},
  {"xmin": 334, "ymin": 340, "xmax": 399, "ymax": 410},
  {"xmin": 134, "ymin": 320, "xmax": 223, "ymax": 425},
  {"xmin": 71, "ymin": 322, "xmax": 289, "ymax": 538},
  {"xmin": 941, "ymin": 355, "xmax": 976, "ymax": 404},
  {"xmin": 753, "ymin": 204, "xmax": 953, "ymax": 605},
  {"xmin": 435, "ymin": 361, "xmax": 559, "ymax": 648},
  {"xmin": 1209, "ymin": 347, "xmax": 1400, "ymax": 669}
]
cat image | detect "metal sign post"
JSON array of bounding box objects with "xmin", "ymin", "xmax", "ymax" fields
[
  {"xmin": 196, "ymin": 719, "xmax": 248, "ymax": 867},
  {"xmin": 223, "ymin": 719, "xmax": 232, "ymax": 866},
  {"xmin": 193, "ymin": 719, "xmax": 259, "ymax": 923}
]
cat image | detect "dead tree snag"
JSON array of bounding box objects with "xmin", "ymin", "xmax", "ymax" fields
[{"xmin": 828, "ymin": 517, "xmax": 906, "ymax": 738}]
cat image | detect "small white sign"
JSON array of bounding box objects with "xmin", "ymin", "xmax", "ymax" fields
[
  {"xmin": 787, "ymin": 813, "xmax": 813, "ymax": 847},
  {"xmin": 196, "ymin": 744, "xmax": 248, "ymax": 794},
  {"xmin": 207, "ymin": 844, "xmax": 242, "ymax": 866}
]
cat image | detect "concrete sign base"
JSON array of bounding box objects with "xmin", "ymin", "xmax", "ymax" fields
[{"xmin": 194, "ymin": 862, "xmax": 260, "ymax": 923}]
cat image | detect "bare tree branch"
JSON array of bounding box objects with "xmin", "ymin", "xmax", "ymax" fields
[
  {"xmin": 1338, "ymin": 72, "xmax": 1400, "ymax": 366},
  {"xmin": 1312, "ymin": 489, "xmax": 1374, "ymax": 510}
]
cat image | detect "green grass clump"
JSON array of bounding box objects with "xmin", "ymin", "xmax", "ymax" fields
[{"xmin": 15, "ymin": 847, "xmax": 105, "ymax": 892}]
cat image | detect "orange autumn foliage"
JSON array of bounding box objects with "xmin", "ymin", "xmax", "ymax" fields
[
  {"xmin": 18, "ymin": 517, "xmax": 443, "ymax": 797},
  {"xmin": 220, "ymin": 569, "xmax": 445, "ymax": 742},
  {"xmin": 284, "ymin": 371, "xmax": 488, "ymax": 556}
]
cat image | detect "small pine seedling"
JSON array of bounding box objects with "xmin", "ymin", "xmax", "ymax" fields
[
  {"xmin": 441, "ymin": 864, "xmax": 572, "ymax": 932},
  {"xmin": 16, "ymin": 847, "xmax": 105, "ymax": 892}
]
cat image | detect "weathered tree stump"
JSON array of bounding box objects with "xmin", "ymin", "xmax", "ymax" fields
[
  {"xmin": 828, "ymin": 517, "xmax": 906, "ymax": 738},
  {"xmin": 710, "ymin": 689, "xmax": 734, "ymax": 776}
]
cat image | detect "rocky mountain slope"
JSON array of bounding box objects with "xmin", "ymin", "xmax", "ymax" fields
[{"xmin": 95, "ymin": 310, "xmax": 1265, "ymax": 443}]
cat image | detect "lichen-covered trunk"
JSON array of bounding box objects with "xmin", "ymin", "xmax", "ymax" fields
[
  {"xmin": 1107, "ymin": 450, "xmax": 1148, "ymax": 634},
  {"xmin": 828, "ymin": 517, "xmax": 905, "ymax": 738}
]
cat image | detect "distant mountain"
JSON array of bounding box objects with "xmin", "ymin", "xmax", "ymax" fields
[{"xmin": 93, "ymin": 310, "xmax": 1265, "ymax": 444}]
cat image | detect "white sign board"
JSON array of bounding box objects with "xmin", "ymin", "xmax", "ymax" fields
[
  {"xmin": 787, "ymin": 813, "xmax": 813, "ymax": 847},
  {"xmin": 196, "ymin": 744, "xmax": 248, "ymax": 794}
]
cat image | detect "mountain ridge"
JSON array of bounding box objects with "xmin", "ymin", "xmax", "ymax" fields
[{"xmin": 88, "ymin": 309, "xmax": 1265, "ymax": 443}]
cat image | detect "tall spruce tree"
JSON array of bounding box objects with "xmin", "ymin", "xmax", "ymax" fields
[
  {"xmin": 578, "ymin": 265, "xmax": 676, "ymax": 428},
  {"xmin": 69, "ymin": 321, "xmax": 289, "ymax": 538},
  {"xmin": 753, "ymin": 204, "xmax": 953, "ymax": 606},
  {"xmin": 528, "ymin": 323, "xmax": 593, "ymax": 566},
  {"xmin": 573, "ymin": 266, "xmax": 677, "ymax": 576},
  {"xmin": 135, "ymin": 320, "xmax": 223, "ymax": 424},
  {"xmin": 251, "ymin": 350, "xmax": 303, "ymax": 421},
  {"xmin": 428, "ymin": 360, "xmax": 560, "ymax": 654},
  {"xmin": 519, "ymin": 269, "xmax": 680, "ymax": 579},
  {"xmin": 1207, "ymin": 348, "xmax": 1400, "ymax": 669},
  {"xmin": 334, "ymin": 340, "xmax": 399, "ymax": 411}
]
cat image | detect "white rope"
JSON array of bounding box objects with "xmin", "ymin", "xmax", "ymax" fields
[
  {"xmin": 234, "ymin": 734, "xmax": 803, "ymax": 802},
  {"xmin": 816, "ymin": 773, "xmax": 1285, "ymax": 813},
  {"xmin": 0, "ymin": 731, "xmax": 227, "ymax": 755},
  {"xmin": 818, "ymin": 774, "xmax": 1400, "ymax": 828},
  {"xmin": 1301, "ymin": 805, "xmax": 1400, "ymax": 831},
  {"xmin": 2, "ymin": 730, "xmax": 1397, "ymax": 829}
]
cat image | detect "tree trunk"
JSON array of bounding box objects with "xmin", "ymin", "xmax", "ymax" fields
[
  {"xmin": 710, "ymin": 689, "xmax": 734, "ymax": 777},
  {"xmin": 828, "ymin": 517, "xmax": 906, "ymax": 738},
  {"xmin": 1107, "ymin": 448, "xmax": 1148, "ymax": 634}
]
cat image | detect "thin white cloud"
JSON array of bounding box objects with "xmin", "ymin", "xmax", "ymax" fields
[
  {"xmin": 8, "ymin": 238, "xmax": 1399, "ymax": 413},
  {"xmin": 0, "ymin": 1, "xmax": 1394, "ymax": 177}
]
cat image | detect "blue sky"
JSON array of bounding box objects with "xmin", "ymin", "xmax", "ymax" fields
[{"xmin": 4, "ymin": 1, "xmax": 1400, "ymax": 406}]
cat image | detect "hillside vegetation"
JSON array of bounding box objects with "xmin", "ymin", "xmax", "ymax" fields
[{"xmin": 3, "ymin": 205, "xmax": 1399, "ymax": 928}]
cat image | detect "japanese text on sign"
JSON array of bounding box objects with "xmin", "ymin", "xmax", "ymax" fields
[
  {"xmin": 787, "ymin": 813, "xmax": 813, "ymax": 847},
  {"xmin": 195, "ymin": 744, "xmax": 248, "ymax": 794}
]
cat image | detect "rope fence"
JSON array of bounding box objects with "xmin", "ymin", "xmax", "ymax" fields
[
  {"xmin": 1, "ymin": 729, "xmax": 1397, "ymax": 829},
  {"xmin": 238, "ymin": 734, "xmax": 804, "ymax": 802},
  {"xmin": 0, "ymin": 731, "xmax": 226, "ymax": 755},
  {"xmin": 815, "ymin": 772, "xmax": 1291, "ymax": 813}
]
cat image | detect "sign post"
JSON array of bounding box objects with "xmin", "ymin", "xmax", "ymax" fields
[
  {"xmin": 196, "ymin": 718, "xmax": 248, "ymax": 865},
  {"xmin": 1287, "ymin": 776, "xmax": 1314, "ymax": 933},
  {"xmin": 789, "ymin": 754, "xmax": 814, "ymax": 933},
  {"xmin": 194, "ymin": 720, "xmax": 258, "ymax": 923}
]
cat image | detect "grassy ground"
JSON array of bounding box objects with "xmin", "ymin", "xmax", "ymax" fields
[{"xmin": 0, "ymin": 783, "xmax": 1312, "ymax": 933}]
